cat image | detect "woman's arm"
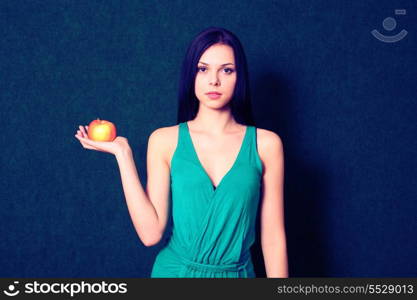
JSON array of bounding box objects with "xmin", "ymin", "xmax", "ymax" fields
[
  {"xmin": 75, "ymin": 125, "xmax": 172, "ymax": 247},
  {"xmin": 115, "ymin": 128, "xmax": 172, "ymax": 247},
  {"xmin": 258, "ymin": 129, "xmax": 288, "ymax": 278}
]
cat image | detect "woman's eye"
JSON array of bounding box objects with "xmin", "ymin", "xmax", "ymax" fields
[{"xmin": 197, "ymin": 66, "xmax": 234, "ymax": 74}]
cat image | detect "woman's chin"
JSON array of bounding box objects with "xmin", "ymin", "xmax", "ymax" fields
[{"xmin": 207, "ymin": 102, "xmax": 231, "ymax": 110}]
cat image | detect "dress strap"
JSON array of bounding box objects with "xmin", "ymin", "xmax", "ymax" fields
[
  {"xmin": 245, "ymin": 126, "xmax": 263, "ymax": 173},
  {"xmin": 175, "ymin": 122, "xmax": 194, "ymax": 158}
]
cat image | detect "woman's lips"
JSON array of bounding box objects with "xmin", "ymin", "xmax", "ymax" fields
[{"xmin": 206, "ymin": 92, "xmax": 222, "ymax": 99}]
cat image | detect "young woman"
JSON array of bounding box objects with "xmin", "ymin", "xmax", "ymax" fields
[{"xmin": 75, "ymin": 27, "xmax": 288, "ymax": 278}]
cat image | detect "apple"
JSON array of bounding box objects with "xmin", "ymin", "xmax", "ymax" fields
[{"xmin": 87, "ymin": 118, "xmax": 117, "ymax": 142}]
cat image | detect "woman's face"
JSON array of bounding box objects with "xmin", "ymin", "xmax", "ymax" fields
[{"xmin": 194, "ymin": 43, "xmax": 237, "ymax": 109}]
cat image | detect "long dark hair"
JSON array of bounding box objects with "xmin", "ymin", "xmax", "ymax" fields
[{"xmin": 176, "ymin": 27, "xmax": 255, "ymax": 126}]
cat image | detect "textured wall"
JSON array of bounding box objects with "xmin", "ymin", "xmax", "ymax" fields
[{"xmin": 1, "ymin": 0, "xmax": 416, "ymax": 277}]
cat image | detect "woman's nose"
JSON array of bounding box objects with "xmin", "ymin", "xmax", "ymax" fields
[{"xmin": 209, "ymin": 73, "xmax": 220, "ymax": 86}]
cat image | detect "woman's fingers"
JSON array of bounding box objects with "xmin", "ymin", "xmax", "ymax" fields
[
  {"xmin": 75, "ymin": 132, "xmax": 93, "ymax": 149},
  {"xmin": 81, "ymin": 142, "xmax": 95, "ymax": 150},
  {"xmin": 75, "ymin": 134, "xmax": 114, "ymax": 153},
  {"xmin": 75, "ymin": 130, "xmax": 96, "ymax": 148},
  {"xmin": 76, "ymin": 134, "xmax": 94, "ymax": 146},
  {"xmin": 79, "ymin": 138, "xmax": 95, "ymax": 150},
  {"xmin": 75, "ymin": 125, "xmax": 117, "ymax": 154},
  {"xmin": 79, "ymin": 125, "xmax": 88, "ymax": 138}
]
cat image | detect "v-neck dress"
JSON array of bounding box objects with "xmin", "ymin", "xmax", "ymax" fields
[{"xmin": 150, "ymin": 121, "xmax": 263, "ymax": 278}]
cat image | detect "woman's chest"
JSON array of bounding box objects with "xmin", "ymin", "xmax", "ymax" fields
[{"xmin": 191, "ymin": 135, "xmax": 244, "ymax": 186}]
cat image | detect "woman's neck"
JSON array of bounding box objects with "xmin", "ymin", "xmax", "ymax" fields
[{"xmin": 189, "ymin": 110, "xmax": 239, "ymax": 135}]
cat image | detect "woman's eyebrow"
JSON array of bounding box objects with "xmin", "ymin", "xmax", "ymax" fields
[{"xmin": 198, "ymin": 61, "xmax": 234, "ymax": 66}]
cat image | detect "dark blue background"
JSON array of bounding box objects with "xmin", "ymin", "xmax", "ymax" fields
[{"xmin": 1, "ymin": 0, "xmax": 416, "ymax": 277}]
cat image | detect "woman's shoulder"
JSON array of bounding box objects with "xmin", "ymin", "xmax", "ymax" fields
[
  {"xmin": 256, "ymin": 127, "xmax": 282, "ymax": 146},
  {"xmin": 255, "ymin": 127, "xmax": 283, "ymax": 161},
  {"xmin": 149, "ymin": 124, "xmax": 179, "ymax": 138},
  {"xmin": 148, "ymin": 124, "xmax": 180, "ymax": 162}
]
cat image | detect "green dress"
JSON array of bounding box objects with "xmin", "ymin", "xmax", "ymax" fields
[{"xmin": 150, "ymin": 121, "xmax": 263, "ymax": 278}]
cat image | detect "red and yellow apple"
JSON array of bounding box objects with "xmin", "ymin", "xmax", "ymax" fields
[{"xmin": 87, "ymin": 118, "xmax": 117, "ymax": 142}]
